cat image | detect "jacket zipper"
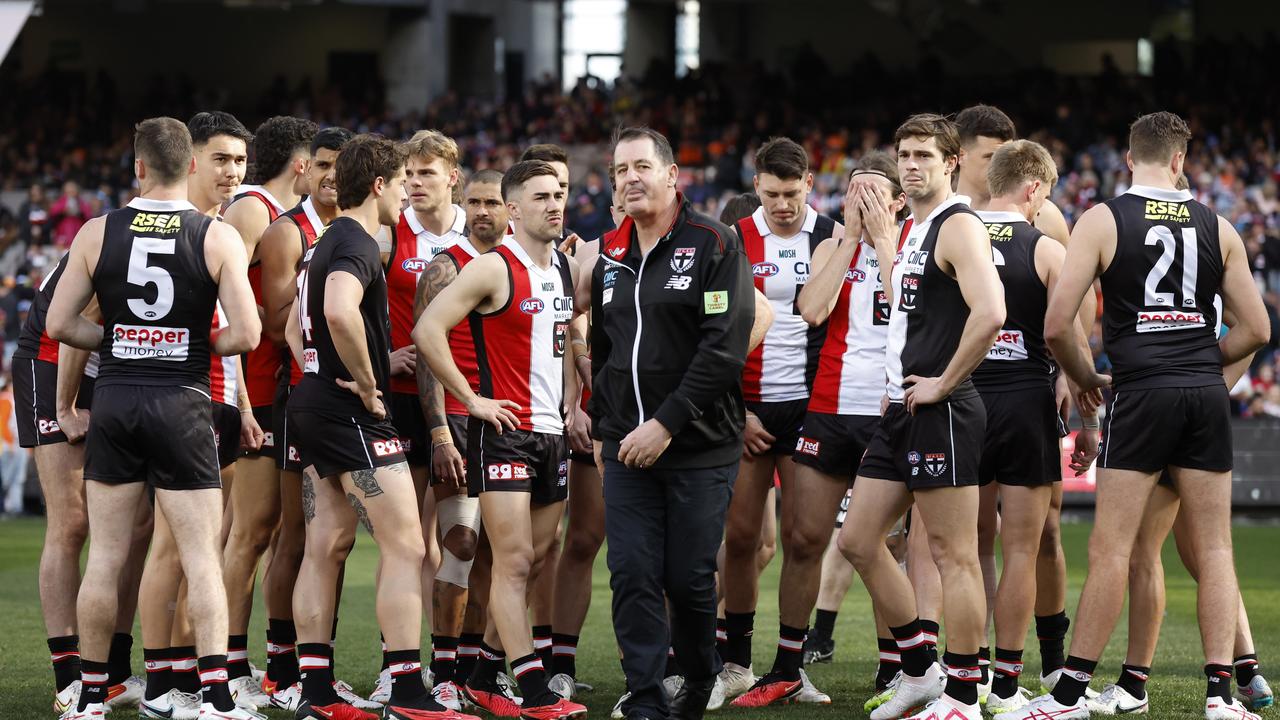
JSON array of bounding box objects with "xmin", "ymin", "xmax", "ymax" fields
[{"xmin": 631, "ymin": 251, "xmax": 648, "ymax": 424}]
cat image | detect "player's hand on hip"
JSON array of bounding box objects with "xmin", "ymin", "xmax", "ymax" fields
[
  {"xmin": 467, "ymin": 395, "xmax": 520, "ymax": 434},
  {"xmin": 336, "ymin": 378, "xmax": 387, "ymax": 419},
  {"xmin": 742, "ymin": 412, "xmax": 776, "ymax": 457},
  {"xmin": 389, "ymin": 345, "xmax": 417, "ymax": 376},
  {"xmin": 1070, "ymin": 428, "xmax": 1101, "ymax": 475},
  {"xmin": 618, "ymin": 419, "xmax": 672, "ymax": 469},
  {"xmin": 240, "ymin": 409, "xmax": 265, "ymax": 451},
  {"xmin": 432, "ymin": 440, "xmax": 466, "ymax": 487},
  {"xmin": 56, "ymin": 407, "xmax": 90, "ymax": 444},
  {"xmin": 902, "ymin": 375, "xmax": 948, "ymax": 415}
]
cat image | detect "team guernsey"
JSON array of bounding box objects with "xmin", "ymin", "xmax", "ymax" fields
[
  {"xmin": 230, "ymin": 186, "xmax": 286, "ymax": 410},
  {"xmin": 387, "ymin": 204, "xmax": 466, "ymax": 395},
  {"xmin": 272, "ymin": 198, "xmax": 325, "ymax": 471},
  {"xmin": 279, "ymin": 197, "xmax": 326, "ymax": 387},
  {"xmin": 438, "ymin": 239, "xmax": 483, "ymax": 417}
]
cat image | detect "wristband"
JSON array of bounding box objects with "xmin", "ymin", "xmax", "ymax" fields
[
  {"xmin": 1082, "ymin": 416, "xmax": 1100, "ymax": 430},
  {"xmin": 430, "ymin": 426, "xmax": 452, "ymax": 445}
]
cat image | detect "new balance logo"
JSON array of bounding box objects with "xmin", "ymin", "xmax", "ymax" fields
[{"xmin": 665, "ymin": 275, "xmax": 692, "ymax": 290}]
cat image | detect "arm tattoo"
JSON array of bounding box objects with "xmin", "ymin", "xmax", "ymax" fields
[
  {"xmin": 351, "ymin": 467, "xmax": 384, "ymax": 498},
  {"xmin": 301, "ymin": 473, "xmax": 316, "ymax": 524},
  {"xmin": 347, "ymin": 492, "xmax": 374, "ymax": 536},
  {"xmin": 416, "ymin": 257, "xmax": 459, "ymax": 430}
]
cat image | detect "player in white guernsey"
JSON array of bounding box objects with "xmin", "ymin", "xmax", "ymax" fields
[{"xmin": 721, "ymin": 139, "xmax": 841, "ymax": 707}]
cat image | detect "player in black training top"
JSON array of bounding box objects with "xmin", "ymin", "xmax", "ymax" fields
[
  {"xmin": 998, "ymin": 115, "xmax": 1270, "ymax": 720},
  {"xmin": 45, "ymin": 117, "xmax": 261, "ymax": 720}
]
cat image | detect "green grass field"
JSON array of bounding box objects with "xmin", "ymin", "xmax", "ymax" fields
[{"xmin": 1, "ymin": 517, "xmax": 1277, "ymax": 719}]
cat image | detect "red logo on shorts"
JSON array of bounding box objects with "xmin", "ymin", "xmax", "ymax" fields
[
  {"xmin": 796, "ymin": 437, "xmax": 821, "ymax": 456},
  {"xmin": 371, "ymin": 438, "xmax": 404, "ymax": 458},
  {"xmin": 487, "ymin": 462, "xmax": 529, "ymax": 481},
  {"xmin": 38, "ymin": 418, "xmax": 61, "ymax": 435},
  {"xmin": 287, "ymin": 446, "xmax": 301, "ymax": 462}
]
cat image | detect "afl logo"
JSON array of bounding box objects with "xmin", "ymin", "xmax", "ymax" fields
[
  {"xmin": 752, "ymin": 262, "xmax": 779, "ymax": 278},
  {"xmin": 401, "ymin": 257, "xmax": 428, "ymax": 273},
  {"xmin": 847, "ymin": 268, "xmax": 866, "ymax": 283},
  {"xmin": 520, "ymin": 298, "xmax": 545, "ymax": 314},
  {"xmin": 907, "ymin": 451, "xmax": 922, "ymax": 465}
]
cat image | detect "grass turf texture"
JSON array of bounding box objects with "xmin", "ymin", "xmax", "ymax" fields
[{"xmin": 0, "ymin": 517, "xmax": 1276, "ymax": 719}]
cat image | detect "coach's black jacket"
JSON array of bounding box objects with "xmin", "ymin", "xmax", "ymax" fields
[{"xmin": 589, "ymin": 194, "xmax": 754, "ymax": 469}]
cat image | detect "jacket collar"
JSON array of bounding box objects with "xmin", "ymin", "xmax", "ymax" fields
[{"xmin": 601, "ymin": 193, "xmax": 690, "ymax": 265}]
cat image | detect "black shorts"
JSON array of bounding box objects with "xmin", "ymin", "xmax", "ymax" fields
[
  {"xmin": 12, "ymin": 357, "xmax": 94, "ymax": 448},
  {"xmin": 212, "ymin": 402, "xmax": 242, "ymax": 469},
  {"xmin": 1098, "ymin": 385, "xmax": 1232, "ymax": 473},
  {"xmin": 977, "ymin": 387, "xmax": 1064, "ymax": 487},
  {"xmin": 239, "ymin": 404, "xmax": 279, "ymax": 462},
  {"xmin": 429, "ymin": 414, "xmax": 471, "ymax": 486},
  {"xmin": 746, "ymin": 399, "xmax": 808, "ymax": 456},
  {"xmin": 466, "ymin": 421, "xmax": 568, "ymax": 505},
  {"xmin": 273, "ymin": 383, "xmax": 304, "ymax": 472},
  {"xmin": 858, "ymin": 395, "xmax": 986, "ymax": 491},
  {"xmin": 84, "ymin": 385, "xmax": 221, "ymax": 491},
  {"xmin": 834, "ymin": 488, "xmax": 853, "ymax": 528},
  {"xmin": 288, "ymin": 407, "xmax": 407, "ymax": 479},
  {"xmin": 390, "ymin": 392, "xmax": 429, "ymax": 466},
  {"xmin": 792, "ymin": 412, "xmax": 879, "ymax": 478}
]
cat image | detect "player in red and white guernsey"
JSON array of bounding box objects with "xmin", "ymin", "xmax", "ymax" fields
[
  {"xmin": 723, "ymin": 138, "xmax": 839, "ymax": 707},
  {"xmin": 415, "ymin": 160, "xmax": 586, "ymax": 720},
  {"xmin": 410, "ymin": 169, "xmax": 507, "ymax": 711},
  {"xmin": 793, "ymin": 151, "xmax": 907, "ymax": 696}
]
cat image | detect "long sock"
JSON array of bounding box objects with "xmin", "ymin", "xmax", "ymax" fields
[
  {"xmin": 513, "ymin": 653, "xmax": 558, "ymax": 707},
  {"xmin": 769, "ymin": 624, "xmax": 807, "ymax": 681},
  {"xmin": 48, "ymin": 635, "xmax": 81, "ymax": 693},
  {"xmin": 551, "ymin": 633, "xmax": 579, "ymax": 679},
  {"xmin": 665, "ymin": 647, "xmax": 683, "ymax": 678},
  {"xmin": 199, "ymin": 655, "xmax": 236, "ymax": 712},
  {"xmin": 107, "ymin": 633, "xmax": 134, "ymax": 686},
  {"xmin": 471, "ymin": 642, "xmax": 506, "ymax": 687},
  {"xmin": 329, "ymin": 617, "xmax": 339, "ymax": 676},
  {"xmin": 1036, "ymin": 612, "xmax": 1069, "ymax": 674},
  {"xmin": 876, "ymin": 638, "xmax": 901, "ymax": 689},
  {"xmin": 920, "ymin": 619, "xmax": 940, "ymax": 665},
  {"xmin": 532, "ymin": 625, "xmax": 554, "ymax": 671},
  {"xmin": 716, "ymin": 618, "xmax": 727, "ymax": 655},
  {"xmin": 978, "ymin": 646, "xmax": 991, "ymax": 685},
  {"xmin": 992, "ymin": 648, "xmax": 1024, "ymax": 699},
  {"xmin": 1207, "ymin": 664, "xmax": 1234, "ymax": 702},
  {"xmin": 299, "ymin": 643, "xmax": 340, "ymax": 705},
  {"xmin": 1116, "ymin": 664, "xmax": 1149, "ymax": 700},
  {"xmin": 724, "ymin": 611, "xmax": 755, "ymax": 668},
  {"xmin": 266, "ymin": 619, "xmax": 299, "ymax": 689},
  {"xmin": 1236, "ymin": 655, "xmax": 1260, "ymax": 687},
  {"xmin": 78, "ymin": 659, "xmax": 110, "ymax": 711},
  {"xmin": 144, "ymin": 648, "xmax": 174, "ymax": 701},
  {"xmin": 170, "ymin": 647, "xmax": 199, "ymax": 694},
  {"xmin": 889, "ymin": 620, "xmax": 932, "ymax": 677},
  {"xmin": 432, "ymin": 637, "xmax": 459, "ymax": 685},
  {"xmin": 227, "ymin": 634, "xmax": 250, "ymax": 680},
  {"xmin": 1051, "ymin": 656, "xmax": 1097, "ymax": 706},
  {"xmin": 381, "ymin": 635, "xmax": 390, "ymax": 671},
  {"xmin": 388, "ymin": 649, "xmax": 436, "ymax": 705},
  {"xmin": 812, "ymin": 609, "xmax": 837, "ymax": 642},
  {"xmin": 457, "ymin": 634, "xmax": 483, "ymax": 684},
  {"xmin": 943, "ymin": 650, "xmax": 980, "ymax": 706}
]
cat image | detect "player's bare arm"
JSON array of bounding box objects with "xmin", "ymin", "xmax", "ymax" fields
[
  {"xmin": 285, "ymin": 301, "xmax": 304, "ymax": 370},
  {"xmin": 206, "ymin": 219, "xmax": 261, "ymax": 356},
  {"xmin": 47, "ymin": 217, "xmax": 106, "ymax": 350},
  {"xmin": 258, "ymin": 219, "xmax": 304, "ymax": 346},
  {"xmin": 798, "ymin": 229, "xmax": 855, "ymax": 326},
  {"xmin": 1045, "ymin": 203, "xmax": 1114, "ymax": 392},
  {"xmin": 1216, "ymin": 215, "xmax": 1270, "ymax": 365},
  {"xmin": 54, "ymin": 296, "xmax": 99, "ymax": 444},
  {"xmin": 563, "ymin": 256, "xmax": 582, "ymax": 418},
  {"xmin": 324, "ymin": 270, "xmax": 383, "ymax": 417},
  {"xmin": 749, "ymin": 288, "xmax": 774, "ymax": 352},
  {"xmin": 1035, "ymin": 201, "xmax": 1071, "ymax": 247},
  {"xmin": 413, "ymin": 254, "xmax": 458, "ymax": 432},
  {"xmin": 222, "ymin": 193, "xmax": 272, "ymax": 264}
]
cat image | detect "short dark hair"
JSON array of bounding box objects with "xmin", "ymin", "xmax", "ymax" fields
[
  {"xmin": 611, "ymin": 126, "xmax": 675, "ymax": 167},
  {"xmin": 755, "ymin": 137, "xmax": 809, "ymax": 180},
  {"xmin": 894, "ymin": 113, "xmax": 962, "ymax": 161},
  {"xmin": 335, "ymin": 134, "xmax": 408, "ymax": 210},
  {"xmin": 501, "ymin": 160, "xmax": 560, "ymax": 201},
  {"xmin": 955, "ymin": 104, "xmax": 1016, "ymax": 146},
  {"xmin": 187, "ymin": 111, "xmax": 252, "ymax": 147},
  {"xmin": 134, "ymin": 117, "xmax": 193, "ymax": 185},
  {"xmin": 520, "ymin": 143, "xmax": 569, "ymax": 166},
  {"xmin": 1129, "ymin": 111, "xmax": 1192, "ymax": 165},
  {"xmin": 311, "ymin": 127, "xmax": 353, "ymax": 155},
  {"xmin": 250, "ymin": 116, "xmax": 318, "ymax": 183},
  {"xmin": 720, "ymin": 193, "xmax": 762, "ymax": 225},
  {"xmin": 467, "ymin": 168, "xmax": 504, "ymax": 189}
]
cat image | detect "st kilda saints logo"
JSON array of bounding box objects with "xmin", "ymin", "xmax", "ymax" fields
[
  {"xmin": 924, "ymin": 453, "xmax": 948, "ymax": 477},
  {"xmin": 670, "ymin": 247, "xmax": 696, "ymax": 273},
  {"xmin": 898, "ymin": 273, "xmax": 921, "ymax": 311}
]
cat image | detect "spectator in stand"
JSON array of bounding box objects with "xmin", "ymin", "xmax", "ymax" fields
[
  {"xmin": 46, "ymin": 180, "xmax": 89, "ymax": 247},
  {"xmin": 18, "ymin": 184, "xmax": 49, "ymax": 247}
]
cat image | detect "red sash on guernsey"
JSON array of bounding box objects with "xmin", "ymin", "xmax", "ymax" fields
[
  {"xmin": 807, "ymin": 244, "xmax": 862, "ymax": 414},
  {"xmin": 209, "ymin": 304, "xmax": 237, "ymax": 407},
  {"xmin": 440, "ymin": 243, "xmax": 481, "ymax": 417},
  {"xmin": 387, "ymin": 212, "xmax": 458, "ymax": 395},
  {"xmin": 234, "ymin": 190, "xmax": 284, "ymax": 407},
  {"xmin": 739, "ymin": 218, "xmax": 768, "ymax": 402}
]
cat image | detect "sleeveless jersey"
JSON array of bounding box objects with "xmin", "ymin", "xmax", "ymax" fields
[
  {"xmin": 438, "ymin": 240, "xmax": 483, "ymax": 417},
  {"xmin": 470, "ymin": 239, "xmax": 573, "ymax": 435},
  {"xmin": 738, "ymin": 205, "xmax": 835, "ymax": 403},
  {"xmin": 886, "ymin": 196, "xmax": 980, "ymax": 402},
  {"xmin": 387, "ymin": 205, "xmax": 467, "ymax": 395},
  {"xmin": 94, "ymin": 198, "xmax": 217, "ymax": 391},
  {"xmin": 228, "ymin": 186, "xmax": 286, "ymax": 406},
  {"xmin": 209, "ymin": 302, "xmax": 237, "ymax": 406},
  {"xmin": 279, "ymin": 197, "xmax": 325, "ymax": 387},
  {"xmin": 972, "ymin": 211, "xmax": 1054, "ymax": 392},
  {"xmin": 808, "ymin": 239, "xmax": 892, "ymax": 416},
  {"xmin": 14, "ymin": 252, "xmax": 101, "ymax": 376},
  {"xmin": 1100, "ymin": 185, "xmax": 1223, "ymax": 389}
]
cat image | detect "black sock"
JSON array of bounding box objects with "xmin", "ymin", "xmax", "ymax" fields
[
  {"xmin": 770, "ymin": 624, "xmax": 807, "ymax": 680},
  {"xmin": 457, "ymin": 633, "xmax": 484, "ymax": 684},
  {"xmin": 532, "ymin": 625, "xmax": 554, "ymax": 671},
  {"xmin": 48, "ymin": 635, "xmax": 81, "ymax": 693},
  {"xmin": 513, "ymin": 653, "xmax": 557, "ymax": 707},
  {"xmin": 978, "ymin": 646, "xmax": 991, "ymax": 685},
  {"xmin": 198, "ymin": 655, "xmax": 236, "ymax": 712},
  {"xmin": 716, "ymin": 618, "xmax": 727, "ymax": 653},
  {"xmin": 1236, "ymin": 655, "xmax": 1260, "ymax": 687},
  {"xmin": 227, "ymin": 634, "xmax": 250, "ymax": 680},
  {"xmin": 920, "ymin": 619, "xmax": 941, "ymax": 664},
  {"xmin": 665, "ymin": 647, "xmax": 683, "ymax": 678},
  {"xmin": 1116, "ymin": 664, "xmax": 1150, "ymax": 700},
  {"xmin": 170, "ymin": 646, "xmax": 199, "ymax": 694},
  {"xmin": 813, "ymin": 610, "xmax": 837, "ymax": 641},
  {"xmin": 552, "ymin": 633, "xmax": 579, "ymax": 679},
  {"xmin": 943, "ymin": 651, "xmax": 980, "ymax": 706},
  {"xmin": 107, "ymin": 633, "xmax": 133, "ymax": 687},
  {"xmin": 471, "ymin": 642, "xmax": 506, "ymax": 687},
  {"xmin": 78, "ymin": 659, "xmax": 110, "ymax": 710},
  {"xmin": 144, "ymin": 647, "xmax": 173, "ymax": 701},
  {"xmin": 266, "ymin": 619, "xmax": 299, "ymax": 689},
  {"xmin": 876, "ymin": 638, "xmax": 901, "ymax": 689},
  {"xmin": 1207, "ymin": 664, "xmax": 1234, "ymax": 702},
  {"xmin": 724, "ymin": 611, "xmax": 755, "ymax": 668},
  {"xmin": 299, "ymin": 643, "xmax": 340, "ymax": 705},
  {"xmin": 387, "ymin": 649, "xmax": 434, "ymax": 704},
  {"xmin": 992, "ymin": 648, "xmax": 1024, "ymax": 699},
  {"xmin": 889, "ymin": 620, "xmax": 933, "ymax": 677},
  {"xmin": 1036, "ymin": 612, "xmax": 1069, "ymax": 674},
  {"xmin": 1051, "ymin": 656, "xmax": 1097, "ymax": 706},
  {"xmin": 432, "ymin": 636, "xmax": 459, "ymax": 685}
]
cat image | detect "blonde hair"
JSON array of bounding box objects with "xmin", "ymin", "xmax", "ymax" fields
[
  {"xmin": 987, "ymin": 140, "xmax": 1058, "ymax": 199},
  {"xmin": 403, "ymin": 129, "xmax": 460, "ymax": 169}
]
